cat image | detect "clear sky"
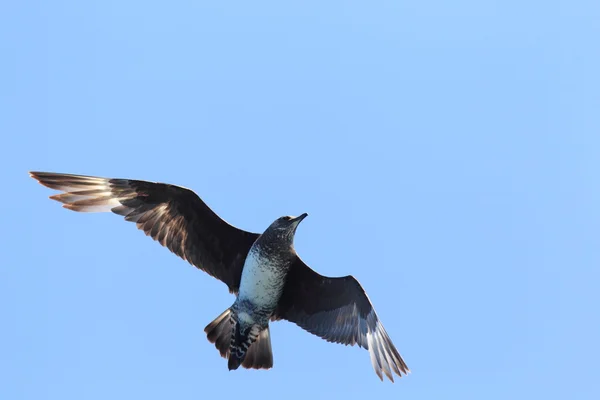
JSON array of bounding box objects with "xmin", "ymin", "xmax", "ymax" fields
[{"xmin": 1, "ymin": 1, "xmax": 599, "ymax": 399}]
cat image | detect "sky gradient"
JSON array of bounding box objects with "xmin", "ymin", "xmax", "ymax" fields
[{"xmin": 2, "ymin": 1, "xmax": 599, "ymax": 399}]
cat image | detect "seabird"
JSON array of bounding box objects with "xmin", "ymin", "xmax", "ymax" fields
[{"xmin": 29, "ymin": 171, "xmax": 410, "ymax": 381}]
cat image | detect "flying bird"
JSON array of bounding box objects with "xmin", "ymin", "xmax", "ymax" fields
[{"xmin": 29, "ymin": 171, "xmax": 409, "ymax": 381}]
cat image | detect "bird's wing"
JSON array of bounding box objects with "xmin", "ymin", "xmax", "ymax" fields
[
  {"xmin": 30, "ymin": 171, "xmax": 259, "ymax": 293},
  {"xmin": 274, "ymin": 257, "xmax": 409, "ymax": 381}
]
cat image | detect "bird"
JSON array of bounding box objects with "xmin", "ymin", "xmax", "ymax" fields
[{"xmin": 29, "ymin": 171, "xmax": 410, "ymax": 381}]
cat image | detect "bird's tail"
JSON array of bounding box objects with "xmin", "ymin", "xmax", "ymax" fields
[
  {"xmin": 204, "ymin": 308, "xmax": 273, "ymax": 371},
  {"xmin": 242, "ymin": 326, "xmax": 273, "ymax": 369},
  {"xmin": 204, "ymin": 308, "xmax": 234, "ymax": 359}
]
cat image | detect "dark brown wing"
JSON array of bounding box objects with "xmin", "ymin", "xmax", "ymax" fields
[
  {"xmin": 274, "ymin": 257, "xmax": 409, "ymax": 382},
  {"xmin": 29, "ymin": 171, "xmax": 259, "ymax": 293}
]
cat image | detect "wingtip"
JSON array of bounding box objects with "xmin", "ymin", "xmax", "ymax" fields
[
  {"xmin": 29, "ymin": 171, "xmax": 55, "ymax": 185},
  {"xmin": 29, "ymin": 173, "xmax": 57, "ymax": 190},
  {"xmin": 29, "ymin": 171, "xmax": 50, "ymax": 188},
  {"xmin": 29, "ymin": 171, "xmax": 49, "ymax": 178},
  {"xmin": 385, "ymin": 369, "xmax": 395, "ymax": 383}
]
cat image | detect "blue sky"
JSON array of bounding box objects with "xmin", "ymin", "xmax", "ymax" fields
[{"xmin": 1, "ymin": 1, "xmax": 599, "ymax": 399}]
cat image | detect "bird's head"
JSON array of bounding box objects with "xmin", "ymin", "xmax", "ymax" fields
[{"xmin": 266, "ymin": 213, "xmax": 308, "ymax": 242}]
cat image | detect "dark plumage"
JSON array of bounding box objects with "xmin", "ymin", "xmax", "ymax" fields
[{"xmin": 29, "ymin": 171, "xmax": 410, "ymax": 381}]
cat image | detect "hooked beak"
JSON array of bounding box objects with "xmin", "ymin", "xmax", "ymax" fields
[
  {"xmin": 289, "ymin": 213, "xmax": 308, "ymax": 236},
  {"xmin": 294, "ymin": 213, "xmax": 308, "ymax": 223}
]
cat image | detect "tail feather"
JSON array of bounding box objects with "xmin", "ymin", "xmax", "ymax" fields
[
  {"xmin": 228, "ymin": 351, "xmax": 244, "ymax": 370},
  {"xmin": 204, "ymin": 308, "xmax": 274, "ymax": 371},
  {"xmin": 228, "ymin": 325, "xmax": 273, "ymax": 370},
  {"xmin": 242, "ymin": 327, "xmax": 273, "ymax": 370},
  {"xmin": 204, "ymin": 308, "xmax": 233, "ymax": 358},
  {"xmin": 228, "ymin": 321, "xmax": 255, "ymax": 370}
]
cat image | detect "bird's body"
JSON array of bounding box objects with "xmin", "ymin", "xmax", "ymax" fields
[
  {"xmin": 29, "ymin": 171, "xmax": 410, "ymax": 382},
  {"xmin": 228, "ymin": 225, "xmax": 301, "ymax": 369},
  {"xmin": 238, "ymin": 233, "xmax": 295, "ymax": 314},
  {"xmin": 238, "ymin": 247, "xmax": 288, "ymax": 310}
]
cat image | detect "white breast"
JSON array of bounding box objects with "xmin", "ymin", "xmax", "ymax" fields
[{"xmin": 238, "ymin": 248, "xmax": 285, "ymax": 307}]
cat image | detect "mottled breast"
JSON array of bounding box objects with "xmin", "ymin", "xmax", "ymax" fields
[{"xmin": 237, "ymin": 247, "xmax": 288, "ymax": 309}]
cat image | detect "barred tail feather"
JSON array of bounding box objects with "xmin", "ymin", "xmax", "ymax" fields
[
  {"xmin": 228, "ymin": 351, "xmax": 244, "ymax": 370},
  {"xmin": 228, "ymin": 323, "xmax": 273, "ymax": 371},
  {"xmin": 242, "ymin": 326, "xmax": 273, "ymax": 370}
]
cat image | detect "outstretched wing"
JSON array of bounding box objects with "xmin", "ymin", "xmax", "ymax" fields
[
  {"xmin": 274, "ymin": 257, "xmax": 409, "ymax": 382},
  {"xmin": 30, "ymin": 171, "xmax": 259, "ymax": 293}
]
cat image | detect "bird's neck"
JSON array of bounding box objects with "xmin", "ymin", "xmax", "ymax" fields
[{"xmin": 252, "ymin": 233, "xmax": 295, "ymax": 260}]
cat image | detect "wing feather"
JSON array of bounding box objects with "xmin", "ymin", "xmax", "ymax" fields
[
  {"xmin": 275, "ymin": 258, "xmax": 409, "ymax": 381},
  {"xmin": 30, "ymin": 171, "xmax": 259, "ymax": 293}
]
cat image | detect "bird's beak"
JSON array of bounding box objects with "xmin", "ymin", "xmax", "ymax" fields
[
  {"xmin": 289, "ymin": 213, "xmax": 308, "ymax": 236},
  {"xmin": 293, "ymin": 213, "xmax": 308, "ymax": 224}
]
